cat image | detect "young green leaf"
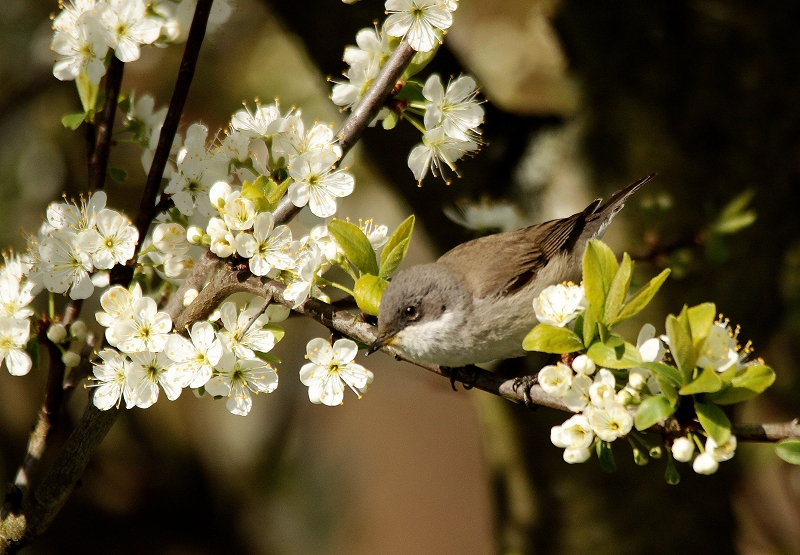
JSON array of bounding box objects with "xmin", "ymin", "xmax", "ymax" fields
[
  {"xmin": 687, "ymin": 302, "xmax": 716, "ymax": 348},
  {"xmin": 705, "ymin": 364, "xmax": 776, "ymax": 405},
  {"xmin": 775, "ymin": 440, "xmax": 800, "ymax": 466},
  {"xmin": 108, "ymin": 167, "xmax": 127, "ymax": 184},
  {"xmin": 583, "ymin": 240, "xmax": 619, "ymax": 323},
  {"xmin": 695, "ymin": 402, "xmax": 731, "ymax": 445},
  {"xmin": 380, "ymin": 215, "xmax": 415, "ymax": 268},
  {"xmin": 604, "ymin": 252, "xmax": 633, "ymax": 323},
  {"xmin": 612, "ymin": 268, "xmax": 671, "ymax": 324},
  {"xmin": 241, "ymin": 175, "xmax": 275, "ymax": 212},
  {"xmin": 582, "ymin": 308, "xmax": 597, "ymax": 346},
  {"xmin": 586, "ymin": 341, "xmax": 642, "ymax": 369},
  {"xmin": 665, "ymin": 313, "xmax": 696, "ymax": 382},
  {"xmin": 641, "ymin": 361, "xmax": 685, "ymax": 388},
  {"xmin": 354, "ymin": 274, "xmax": 388, "ymax": 316},
  {"xmin": 76, "ymin": 70, "xmax": 99, "ymax": 115},
  {"xmin": 712, "ymin": 189, "xmax": 757, "ymax": 235},
  {"xmin": 379, "ymin": 237, "xmax": 410, "ymax": 280},
  {"xmin": 61, "ymin": 112, "xmax": 86, "ymax": 130},
  {"xmin": 634, "ymin": 395, "xmax": 676, "ymax": 431},
  {"xmin": 679, "ymin": 366, "xmax": 724, "ymax": 395},
  {"xmin": 522, "ymin": 324, "xmax": 584, "ymax": 354},
  {"xmin": 328, "ymin": 219, "xmax": 379, "ymax": 276}
]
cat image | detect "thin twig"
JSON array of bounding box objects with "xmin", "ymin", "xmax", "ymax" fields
[
  {"xmin": 88, "ymin": 56, "xmax": 125, "ymax": 192},
  {"xmin": 133, "ymin": 0, "xmax": 214, "ymax": 251},
  {"xmin": 272, "ymin": 40, "xmax": 416, "ymax": 226}
]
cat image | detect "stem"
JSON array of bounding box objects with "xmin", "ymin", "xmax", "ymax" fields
[
  {"xmin": 88, "ymin": 56, "xmax": 125, "ymax": 192},
  {"xmin": 133, "ymin": 0, "xmax": 215, "ymax": 253},
  {"xmin": 317, "ymin": 277, "xmax": 354, "ymax": 297}
]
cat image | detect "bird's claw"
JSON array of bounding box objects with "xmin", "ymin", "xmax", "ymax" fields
[
  {"xmin": 512, "ymin": 374, "xmax": 539, "ymax": 410},
  {"xmin": 445, "ymin": 366, "xmax": 477, "ymax": 391}
]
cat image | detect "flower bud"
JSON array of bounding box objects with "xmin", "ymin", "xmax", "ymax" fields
[
  {"xmin": 563, "ymin": 447, "xmax": 591, "ymax": 464},
  {"xmin": 628, "ymin": 369, "xmax": 647, "ymax": 390},
  {"xmin": 62, "ymin": 351, "xmax": 81, "ymax": 368},
  {"xmin": 183, "ymin": 288, "xmax": 199, "ymax": 307},
  {"xmin": 47, "ymin": 323, "xmax": 67, "ymax": 343},
  {"xmin": 671, "ymin": 437, "xmax": 695, "ymax": 462},
  {"xmin": 550, "ymin": 425, "xmax": 567, "ymax": 448},
  {"xmin": 571, "ymin": 354, "xmax": 596, "ymax": 375},
  {"xmin": 692, "ymin": 452, "xmax": 719, "ymax": 475},
  {"xmin": 186, "ymin": 225, "xmax": 205, "ymax": 245},
  {"xmin": 70, "ymin": 321, "xmax": 88, "ymax": 342}
]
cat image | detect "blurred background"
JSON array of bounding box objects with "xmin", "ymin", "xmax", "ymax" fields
[{"xmin": 2, "ymin": 0, "xmax": 800, "ymax": 553}]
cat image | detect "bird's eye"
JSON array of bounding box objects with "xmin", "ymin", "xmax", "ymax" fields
[{"xmin": 403, "ymin": 305, "xmax": 418, "ymax": 319}]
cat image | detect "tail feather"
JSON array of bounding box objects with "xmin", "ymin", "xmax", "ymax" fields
[{"xmin": 582, "ymin": 173, "xmax": 655, "ymax": 239}]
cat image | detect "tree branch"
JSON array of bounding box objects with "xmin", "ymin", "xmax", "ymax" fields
[
  {"xmin": 177, "ymin": 263, "xmax": 800, "ymax": 444},
  {"xmin": 88, "ymin": 56, "xmax": 124, "ymax": 192},
  {"xmin": 272, "ymin": 40, "xmax": 416, "ymax": 226}
]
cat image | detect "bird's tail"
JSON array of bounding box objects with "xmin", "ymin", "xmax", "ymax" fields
[{"xmin": 582, "ymin": 173, "xmax": 656, "ymax": 240}]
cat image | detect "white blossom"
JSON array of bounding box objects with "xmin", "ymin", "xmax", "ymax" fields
[
  {"xmin": 706, "ymin": 435, "xmax": 737, "ymax": 462},
  {"xmin": 533, "ymin": 283, "xmax": 587, "ymax": 328},
  {"xmin": 204, "ymin": 351, "xmax": 278, "ymax": 416},
  {"xmin": 0, "ymin": 317, "xmax": 32, "ymax": 376},
  {"xmin": 537, "ymin": 362, "xmax": 573, "ymax": 397},
  {"xmin": 407, "ymin": 126, "xmax": 478, "ymax": 184},
  {"xmin": 127, "ymin": 351, "xmax": 183, "ymax": 408},
  {"xmin": 164, "ymin": 322, "xmax": 223, "ymax": 389},
  {"xmin": 89, "ymin": 348, "xmax": 135, "ymax": 410},
  {"xmin": 235, "ymin": 213, "xmax": 294, "ymax": 276},
  {"xmin": 287, "ymin": 150, "xmax": 355, "ymax": 218},
  {"xmin": 113, "ymin": 296, "xmax": 173, "ymax": 353},
  {"xmin": 384, "ymin": 0, "xmax": 455, "ymax": 53},
  {"xmin": 422, "ymin": 74, "xmax": 484, "ymax": 140},
  {"xmin": 299, "ymin": 338, "xmax": 373, "ymax": 406}
]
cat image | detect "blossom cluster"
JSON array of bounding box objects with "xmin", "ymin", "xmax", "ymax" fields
[
  {"xmin": 332, "ymin": 1, "xmax": 484, "ymax": 183},
  {"xmin": 52, "ymin": 0, "xmax": 233, "ymax": 83},
  {"xmin": 0, "ymin": 254, "xmax": 36, "ymax": 377},
  {"xmin": 26, "ymin": 192, "xmax": 139, "ymax": 300},
  {"xmin": 533, "ymin": 282, "xmax": 743, "ymax": 475},
  {"xmin": 92, "ymin": 294, "xmax": 285, "ymax": 416}
]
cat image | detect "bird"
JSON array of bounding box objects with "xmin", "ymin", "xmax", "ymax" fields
[{"xmin": 367, "ymin": 175, "xmax": 654, "ymax": 369}]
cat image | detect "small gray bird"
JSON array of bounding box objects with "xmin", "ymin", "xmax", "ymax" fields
[{"xmin": 368, "ymin": 175, "xmax": 654, "ymax": 368}]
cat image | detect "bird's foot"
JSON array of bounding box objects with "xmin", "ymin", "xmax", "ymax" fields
[
  {"xmin": 512, "ymin": 374, "xmax": 539, "ymax": 410},
  {"xmin": 445, "ymin": 366, "xmax": 477, "ymax": 391}
]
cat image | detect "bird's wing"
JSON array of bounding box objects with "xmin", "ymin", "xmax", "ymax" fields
[{"xmin": 437, "ymin": 212, "xmax": 588, "ymax": 299}]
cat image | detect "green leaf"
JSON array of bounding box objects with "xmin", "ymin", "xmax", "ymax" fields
[
  {"xmin": 61, "ymin": 112, "xmax": 86, "ymax": 130},
  {"xmin": 687, "ymin": 302, "xmax": 716, "ymax": 348},
  {"xmin": 328, "ymin": 219, "xmax": 379, "ymax": 276},
  {"xmin": 262, "ymin": 324, "xmax": 285, "ymax": 344},
  {"xmin": 76, "ymin": 70, "xmax": 100, "ymax": 115},
  {"xmin": 354, "ymin": 274, "xmax": 388, "ymax": 316},
  {"xmin": 775, "ymin": 440, "xmax": 800, "ymax": 465},
  {"xmin": 255, "ymin": 351, "xmax": 282, "ymax": 365},
  {"xmin": 596, "ymin": 441, "xmax": 616, "ymax": 473},
  {"xmin": 642, "ymin": 362, "xmax": 684, "ymax": 388},
  {"xmin": 522, "ymin": 324, "xmax": 584, "ymax": 354},
  {"xmin": 604, "ymin": 252, "xmax": 633, "ymax": 323},
  {"xmin": 379, "ymin": 237, "xmax": 410, "ymax": 280},
  {"xmin": 241, "ymin": 175, "xmax": 275, "ymax": 212},
  {"xmin": 267, "ymin": 177, "xmax": 291, "ymax": 210},
  {"xmin": 108, "ymin": 167, "xmax": 127, "ymax": 184},
  {"xmin": 613, "ymin": 268, "xmax": 671, "ymax": 324},
  {"xmin": 712, "ymin": 189, "xmax": 757, "ymax": 235},
  {"xmin": 583, "ymin": 240, "xmax": 619, "ymax": 323},
  {"xmin": 679, "ymin": 366, "xmax": 724, "ymax": 395},
  {"xmin": 380, "ymin": 215, "xmax": 415, "ymax": 268},
  {"xmin": 586, "ymin": 340, "xmax": 642, "ymax": 369},
  {"xmin": 695, "ymin": 402, "xmax": 731, "ymax": 445},
  {"xmin": 706, "ymin": 364, "xmax": 776, "ymax": 405},
  {"xmin": 581, "ymin": 307, "xmax": 596, "ymax": 346},
  {"xmin": 404, "ymin": 38, "xmax": 440, "ymax": 79},
  {"xmin": 665, "ymin": 314, "xmax": 696, "ymax": 383},
  {"xmin": 635, "ymin": 395, "xmax": 676, "ymax": 431},
  {"xmin": 655, "ymin": 375, "xmax": 679, "ymax": 407}
]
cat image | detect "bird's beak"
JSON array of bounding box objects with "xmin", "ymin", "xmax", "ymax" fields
[{"xmin": 367, "ymin": 332, "xmax": 395, "ymax": 356}]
